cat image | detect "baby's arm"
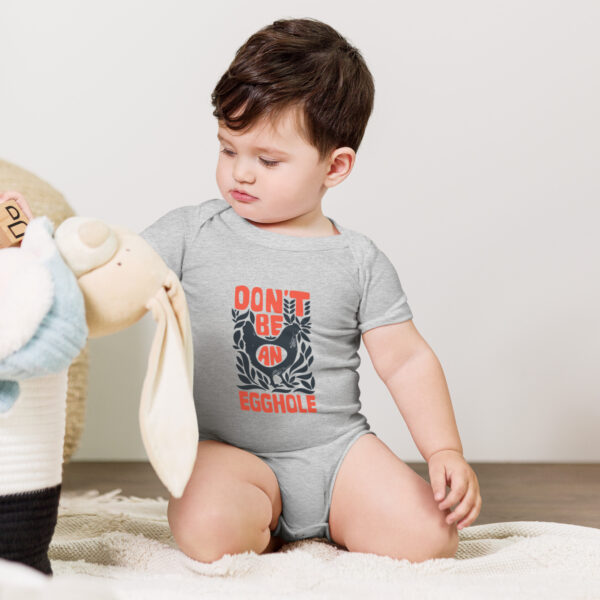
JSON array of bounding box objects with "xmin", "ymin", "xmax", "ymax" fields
[
  {"xmin": 362, "ymin": 319, "xmax": 482, "ymax": 530},
  {"xmin": 362, "ymin": 319, "xmax": 462, "ymax": 461}
]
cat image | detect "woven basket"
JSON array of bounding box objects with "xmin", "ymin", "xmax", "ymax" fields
[{"xmin": 0, "ymin": 158, "xmax": 89, "ymax": 463}]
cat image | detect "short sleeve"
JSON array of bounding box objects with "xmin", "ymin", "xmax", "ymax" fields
[
  {"xmin": 139, "ymin": 206, "xmax": 194, "ymax": 280},
  {"xmin": 357, "ymin": 240, "xmax": 413, "ymax": 334}
]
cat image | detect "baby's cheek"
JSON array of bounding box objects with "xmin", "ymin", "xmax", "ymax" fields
[
  {"xmin": 275, "ymin": 176, "xmax": 300, "ymax": 200},
  {"xmin": 215, "ymin": 163, "xmax": 229, "ymax": 190}
]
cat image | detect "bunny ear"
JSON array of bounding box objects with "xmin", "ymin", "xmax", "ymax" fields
[
  {"xmin": 140, "ymin": 274, "xmax": 198, "ymax": 498},
  {"xmin": 163, "ymin": 270, "xmax": 193, "ymax": 390}
]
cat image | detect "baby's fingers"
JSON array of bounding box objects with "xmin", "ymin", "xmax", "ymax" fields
[
  {"xmin": 456, "ymin": 494, "xmax": 482, "ymax": 530},
  {"xmin": 445, "ymin": 486, "xmax": 473, "ymax": 524},
  {"xmin": 429, "ymin": 463, "xmax": 448, "ymax": 502},
  {"xmin": 438, "ymin": 477, "xmax": 468, "ymax": 511}
]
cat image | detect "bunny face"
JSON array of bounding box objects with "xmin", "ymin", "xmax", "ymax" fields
[
  {"xmin": 77, "ymin": 229, "xmax": 170, "ymax": 338},
  {"xmin": 55, "ymin": 218, "xmax": 169, "ymax": 338}
]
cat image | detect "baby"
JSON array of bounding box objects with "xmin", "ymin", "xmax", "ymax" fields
[{"xmin": 141, "ymin": 17, "xmax": 481, "ymax": 563}]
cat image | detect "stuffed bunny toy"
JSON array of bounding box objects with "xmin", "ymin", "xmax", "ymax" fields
[{"xmin": 0, "ymin": 215, "xmax": 198, "ymax": 575}]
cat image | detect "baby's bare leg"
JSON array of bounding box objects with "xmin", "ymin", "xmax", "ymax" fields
[
  {"xmin": 168, "ymin": 440, "xmax": 283, "ymax": 563},
  {"xmin": 328, "ymin": 433, "xmax": 459, "ymax": 562}
]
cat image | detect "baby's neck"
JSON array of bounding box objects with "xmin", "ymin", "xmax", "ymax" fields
[{"xmin": 246, "ymin": 212, "xmax": 339, "ymax": 238}]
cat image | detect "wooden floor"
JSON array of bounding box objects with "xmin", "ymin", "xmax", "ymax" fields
[{"xmin": 62, "ymin": 461, "xmax": 600, "ymax": 529}]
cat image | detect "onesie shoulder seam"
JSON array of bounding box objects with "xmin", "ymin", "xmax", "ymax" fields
[
  {"xmin": 339, "ymin": 227, "xmax": 374, "ymax": 298},
  {"xmin": 186, "ymin": 198, "xmax": 230, "ymax": 248}
]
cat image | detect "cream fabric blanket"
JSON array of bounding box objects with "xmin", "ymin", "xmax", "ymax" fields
[{"xmin": 0, "ymin": 489, "xmax": 599, "ymax": 599}]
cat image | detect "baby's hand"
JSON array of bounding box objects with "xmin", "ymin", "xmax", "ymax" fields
[{"xmin": 427, "ymin": 449, "xmax": 481, "ymax": 530}]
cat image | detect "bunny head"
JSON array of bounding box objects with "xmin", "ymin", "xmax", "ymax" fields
[
  {"xmin": 53, "ymin": 218, "xmax": 169, "ymax": 338},
  {"xmin": 54, "ymin": 217, "xmax": 198, "ymax": 498}
]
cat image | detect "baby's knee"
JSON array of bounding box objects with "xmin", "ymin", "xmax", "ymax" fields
[
  {"xmin": 167, "ymin": 491, "xmax": 272, "ymax": 563},
  {"xmin": 436, "ymin": 522, "xmax": 459, "ymax": 558},
  {"xmin": 422, "ymin": 516, "xmax": 459, "ymax": 560}
]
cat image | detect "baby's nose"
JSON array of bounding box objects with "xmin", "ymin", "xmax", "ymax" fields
[{"xmin": 233, "ymin": 157, "xmax": 256, "ymax": 184}]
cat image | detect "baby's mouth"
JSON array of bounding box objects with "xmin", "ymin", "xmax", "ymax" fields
[{"xmin": 231, "ymin": 189, "xmax": 258, "ymax": 202}]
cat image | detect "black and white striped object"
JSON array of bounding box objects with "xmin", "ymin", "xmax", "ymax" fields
[{"xmin": 0, "ymin": 372, "xmax": 70, "ymax": 575}]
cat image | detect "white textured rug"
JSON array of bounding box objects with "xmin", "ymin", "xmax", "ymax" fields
[{"xmin": 1, "ymin": 489, "xmax": 599, "ymax": 599}]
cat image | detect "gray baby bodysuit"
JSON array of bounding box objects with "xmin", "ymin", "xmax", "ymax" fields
[
  {"xmin": 140, "ymin": 198, "xmax": 413, "ymax": 453},
  {"xmin": 140, "ymin": 198, "xmax": 413, "ymax": 542}
]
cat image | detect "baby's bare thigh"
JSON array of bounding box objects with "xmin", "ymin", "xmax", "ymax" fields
[
  {"xmin": 167, "ymin": 440, "xmax": 283, "ymax": 561},
  {"xmin": 329, "ymin": 433, "xmax": 457, "ymax": 561}
]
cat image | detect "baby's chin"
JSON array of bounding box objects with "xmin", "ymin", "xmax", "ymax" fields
[
  {"xmin": 224, "ymin": 195, "xmax": 299, "ymax": 226},
  {"xmin": 228, "ymin": 199, "xmax": 264, "ymax": 223}
]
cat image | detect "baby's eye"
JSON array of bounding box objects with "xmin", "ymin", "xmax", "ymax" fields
[
  {"xmin": 260, "ymin": 157, "xmax": 280, "ymax": 168},
  {"xmin": 220, "ymin": 148, "xmax": 235, "ymax": 157}
]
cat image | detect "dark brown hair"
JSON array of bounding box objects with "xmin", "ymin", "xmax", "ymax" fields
[{"xmin": 211, "ymin": 18, "xmax": 375, "ymax": 162}]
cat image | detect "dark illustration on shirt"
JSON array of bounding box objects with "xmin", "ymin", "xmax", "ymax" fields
[{"xmin": 232, "ymin": 285, "xmax": 315, "ymax": 400}]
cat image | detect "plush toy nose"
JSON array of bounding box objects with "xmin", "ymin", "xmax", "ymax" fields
[
  {"xmin": 54, "ymin": 216, "xmax": 118, "ymax": 277},
  {"xmin": 79, "ymin": 221, "xmax": 111, "ymax": 248}
]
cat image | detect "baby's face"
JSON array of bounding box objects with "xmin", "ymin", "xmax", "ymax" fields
[{"xmin": 216, "ymin": 107, "xmax": 332, "ymax": 224}]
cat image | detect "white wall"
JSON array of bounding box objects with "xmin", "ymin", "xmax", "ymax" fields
[{"xmin": 2, "ymin": 0, "xmax": 598, "ymax": 461}]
